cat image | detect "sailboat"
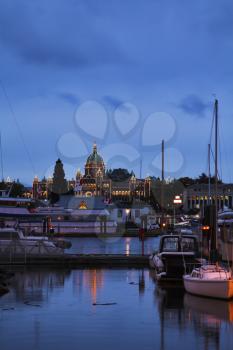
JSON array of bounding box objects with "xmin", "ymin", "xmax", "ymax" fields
[{"xmin": 183, "ymin": 99, "xmax": 233, "ymax": 299}]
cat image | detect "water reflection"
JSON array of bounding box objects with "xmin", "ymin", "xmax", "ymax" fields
[
  {"xmin": 0, "ymin": 268, "xmax": 233, "ymax": 350},
  {"xmin": 155, "ymin": 285, "xmax": 233, "ymax": 350},
  {"xmin": 73, "ymin": 269, "xmax": 104, "ymax": 304},
  {"xmin": 67, "ymin": 236, "xmax": 159, "ymax": 254},
  {"xmin": 8, "ymin": 268, "xmax": 71, "ymax": 304},
  {"xmin": 184, "ymin": 294, "xmax": 233, "ymax": 323}
]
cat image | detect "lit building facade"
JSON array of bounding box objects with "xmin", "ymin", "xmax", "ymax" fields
[
  {"xmin": 183, "ymin": 183, "xmax": 233, "ymax": 212},
  {"xmin": 32, "ymin": 143, "xmax": 152, "ymax": 201}
]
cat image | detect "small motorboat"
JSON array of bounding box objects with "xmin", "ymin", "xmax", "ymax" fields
[
  {"xmin": 149, "ymin": 234, "xmax": 204, "ymax": 283},
  {"xmin": 183, "ymin": 264, "xmax": 233, "ymax": 299}
]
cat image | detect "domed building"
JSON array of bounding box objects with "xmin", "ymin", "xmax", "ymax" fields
[
  {"xmin": 32, "ymin": 142, "xmax": 152, "ymax": 202},
  {"xmin": 84, "ymin": 143, "xmax": 105, "ymax": 178},
  {"xmin": 74, "ymin": 143, "xmax": 109, "ymax": 197}
]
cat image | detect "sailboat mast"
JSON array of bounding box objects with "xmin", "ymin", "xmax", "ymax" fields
[
  {"xmin": 161, "ymin": 140, "xmax": 164, "ymax": 227},
  {"xmin": 0, "ymin": 131, "xmax": 4, "ymax": 181},
  {"xmin": 214, "ymin": 99, "xmax": 218, "ymax": 251}
]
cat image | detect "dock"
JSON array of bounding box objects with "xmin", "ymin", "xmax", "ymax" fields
[{"xmin": 0, "ymin": 254, "xmax": 150, "ymax": 267}]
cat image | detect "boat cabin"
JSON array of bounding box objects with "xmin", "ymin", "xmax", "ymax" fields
[
  {"xmin": 191, "ymin": 265, "xmax": 231, "ymax": 280},
  {"xmin": 159, "ymin": 235, "xmax": 199, "ymax": 255}
]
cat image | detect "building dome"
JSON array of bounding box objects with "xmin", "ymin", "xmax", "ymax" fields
[
  {"xmin": 85, "ymin": 143, "xmax": 105, "ymax": 178},
  {"xmin": 86, "ymin": 143, "xmax": 104, "ymax": 164}
]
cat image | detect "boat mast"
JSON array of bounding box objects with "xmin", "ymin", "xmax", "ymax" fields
[
  {"xmin": 214, "ymin": 99, "xmax": 218, "ymax": 252},
  {"xmin": 0, "ymin": 131, "xmax": 4, "ymax": 181},
  {"xmin": 161, "ymin": 139, "xmax": 164, "ymax": 228}
]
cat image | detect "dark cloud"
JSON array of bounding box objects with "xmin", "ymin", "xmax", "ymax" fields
[
  {"xmin": 0, "ymin": 0, "xmax": 125, "ymax": 69},
  {"xmin": 102, "ymin": 96, "xmax": 136, "ymax": 115},
  {"xmin": 102, "ymin": 96, "xmax": 124, "ymax": 108},
  {"xmin": 178, "ymin": 95, "xmax": 210, "ymax": 117},
  {"xmin": 0, "ymin": 0, "xmax": 233, "ymax": 184},
  {"xmin": 58, "ymin": 93, "xmax": 80, "ymax": 106}
]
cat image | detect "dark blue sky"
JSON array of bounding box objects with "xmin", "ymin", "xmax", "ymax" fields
[{"xmin": 0, "ymin": 0, "xmax": 233, "ymax": 184}]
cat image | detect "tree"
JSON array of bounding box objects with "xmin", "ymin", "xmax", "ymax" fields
[
  {"xmin": 150, "ymin": 179, "xmax": 184, "ymax": 212},
  {"xmin": 107, "ymin": 168, "xmax": 131, "ymax": 182},
  {"xmin": 178, "ymin": 177, "xmax": 195, "ymax": 187},
  {"xmin": 52, "ymin": 159, "xmax": 68, "ymax": 195},
  {"xmin": 10, "ymin": 181, "xmax": 26, "ymax": 197},
  {"xmin": 196, "ymin": 172, "xmax": 222, "ymax": 185}
]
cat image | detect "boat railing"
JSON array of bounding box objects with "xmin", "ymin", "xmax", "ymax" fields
[
  {"xmin": 0, "ymin": 238, "xmax": 64, "ymax": 263},
  {"xmin": 184, "ymin": 261, "xmax": 205, "ymax": 274}
]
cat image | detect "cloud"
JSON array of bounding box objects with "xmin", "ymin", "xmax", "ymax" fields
[
  {"xmin": 58, "ymin": 93, "xmax": 80, "ymax": 106},
  {"xmin": 102, "ymin": 96, "xmax": 124, "ymax": 108},
  {"xmin": 0, "ymin": 0, "xmax": 125, "ymax": 69},
  {"xmin": 178, "ymin": 95, "xmax": 210, "ymax": 117}
]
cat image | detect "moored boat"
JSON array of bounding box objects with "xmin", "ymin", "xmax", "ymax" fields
[
  {"xmin": 149, "ymin": 234, "xmax": 204, "ymax": 283},
  {"xmin": 0, "ymin": 227, "xmax": 64, "ymax": 256},
  {"xmin": 183, "ymin": 264, "xmax": 233, "ymax": 299}
]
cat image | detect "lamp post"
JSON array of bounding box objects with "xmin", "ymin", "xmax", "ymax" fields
[
  {"xmin": 173, "ymin": 195, "xmax": 182, "ymax": 227},
  {"xmin": 125, "ymin": 208, "xmax": 130, "ymax": 223},
  {"xmin": 57, "ymin": 216, "xmax": 61, "ymax": 235}
]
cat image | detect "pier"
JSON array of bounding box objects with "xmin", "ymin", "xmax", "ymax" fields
[{"xmin": 0, "ymin": 254, "xmax": 149, "ymax": 267}]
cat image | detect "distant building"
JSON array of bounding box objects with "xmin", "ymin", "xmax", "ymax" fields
[
  {"xmin": 183, "ymin": 183, "xmax": 233, "ymax": 212},
  {"xmin": 0, "ymin": 182, "xmax": 12, "ymax": 197},
  {"xmin": 32, "ymin": 142, "xmax": 152, "ymax": 202}
]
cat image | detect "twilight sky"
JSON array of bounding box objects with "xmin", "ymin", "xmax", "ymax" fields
[{"xmin": 0, "ymin": 0, "xmax": 233, "ymax": 185}]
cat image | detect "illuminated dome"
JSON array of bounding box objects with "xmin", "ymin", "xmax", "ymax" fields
[
  {"xmin": 85, "ymin": 143, "xmax": 105, "ymax": 178},
  {"xmin": 86, "ymin": 143, "xmax": 104, "ymax": 164}
]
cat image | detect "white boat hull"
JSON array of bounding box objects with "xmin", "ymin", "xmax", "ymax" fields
[{"xmin": 183, "ymin": 275, "xmax": 233, "ymax": 299}]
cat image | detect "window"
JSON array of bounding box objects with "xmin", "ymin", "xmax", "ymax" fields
[
  {"xmin": 162, "ymin": 237, "xmax": 179, "ymax": 252},
  {"xmin": 180, "ymin": 238, "xmax": 196, "ymax": 252}
]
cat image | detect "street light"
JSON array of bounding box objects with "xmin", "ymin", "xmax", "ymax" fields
[
  {"xmin": 173, "ymin": 195, "xmax": 182, "ymax": 226},
  {"xmin": 125, "ymin": 208, "xmax": 130, "ymax": 223}
]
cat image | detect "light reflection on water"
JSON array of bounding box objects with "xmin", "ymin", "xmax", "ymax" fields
[
  {"xmin": 0, "ymin": 268, "xmax": 233, "ymax": 350},
  {"xmin": 66, "ymin": 236, "xmax": 160, "ymax": 254}
]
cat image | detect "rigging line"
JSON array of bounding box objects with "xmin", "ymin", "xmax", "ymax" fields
[
  {"xmin": 218, "ymin": 127, "xmax": 223, "ymax": 182},
  {"xmin": 210, "ymin": 147, "xmax": 221, "ymax": 181},
  {"xmin": 209, "ymin": 105, "xmax": 215, "ymax": 146},
  {"xmin": 0, "ymin": 79, "xmax": 36, "ymax": 176},
  {"xmin": 206, "ymin": 102, "xmax": 216, "ymax": 177},
  {"xmin": 219, "ymin": 113, "xmax": 232, "ymax": 183},
  {"xmin": 217, "ymin": 106, "xmax": 223, "ymax": 182},
  {"xmin": 204, "ymin": 143, "xmax": 210, "ymax": 176}
]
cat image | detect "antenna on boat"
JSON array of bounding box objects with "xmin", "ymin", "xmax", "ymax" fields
[{"xmin": 0, "ymin": 131, "xmax": 4, "ymax": 181}]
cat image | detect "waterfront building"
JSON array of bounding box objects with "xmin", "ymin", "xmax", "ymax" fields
[{"xmin": 183, "ymin": 183, "xmax": 233, "ymax": 212}]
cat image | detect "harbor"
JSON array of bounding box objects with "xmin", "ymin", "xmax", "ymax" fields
[{"xmin": 1, "ymin": 1, "xmax": 233, "ymax": 349}]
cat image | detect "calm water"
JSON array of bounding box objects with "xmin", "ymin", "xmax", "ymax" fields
[
  {"xmin": 1, "ymin": 268, "xmax": 233, "ymax": 350},
  {"xmin": 66, "ymin": 236, "xmax": 160, "ymax": 254}
]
